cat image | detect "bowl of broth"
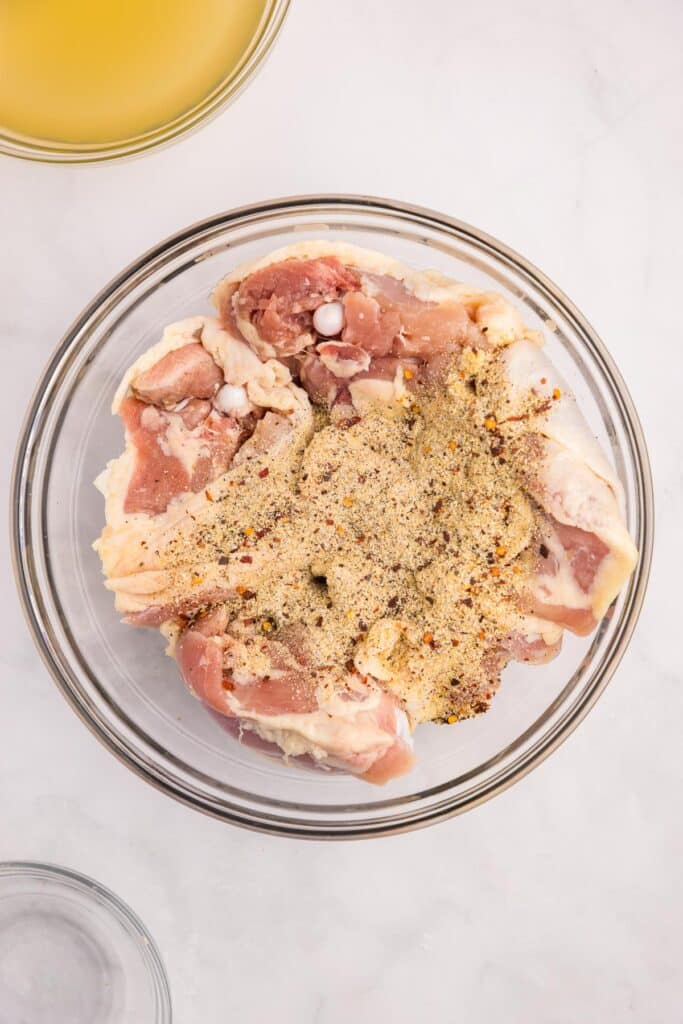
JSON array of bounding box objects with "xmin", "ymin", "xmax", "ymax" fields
[{"xmin": 0, "ymin": 0, "xmax": 290, "ymax": 162}]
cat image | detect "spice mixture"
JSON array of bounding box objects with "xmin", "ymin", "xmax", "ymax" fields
[{"xmin": 157, "ymin": 347, "xmax": 545, "ymax": 725}]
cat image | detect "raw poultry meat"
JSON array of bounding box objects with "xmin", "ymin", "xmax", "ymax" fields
[
  {"xmin": 95, "ymin": 242, "xmax": 638, "ymax": 784},
  {"xmin": 176, "ymin": 613, "xmax": 415, "ymax": 783}
]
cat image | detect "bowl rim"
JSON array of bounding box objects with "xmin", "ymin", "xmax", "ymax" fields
[
  {"xmin": 0, "ymin": 0, "xmax": 291, "ymax": 164},
  {"xmin": 10, "ymin": 195, "xmax": 654, "ymax": 839},
  {"xmin": 0, "ymin": 860, "xmax": 172, "ymax": 1019}
]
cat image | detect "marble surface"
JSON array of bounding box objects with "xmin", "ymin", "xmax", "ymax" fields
[{"xmin": 0, "ymin": 0, "xmax": 680, "ymax": 1020}]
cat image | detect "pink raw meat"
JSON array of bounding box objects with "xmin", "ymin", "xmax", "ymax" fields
[
  {"xmin": 362, "ymin": 274, "xmax": 479, "ymax": 358},
  {"xmin": 176, "ymin": 616, "xmax": 415, "ymax": 784},
  {"xmin": 236, "ymin": 257, "xmax": 361, "ymax": 355},
  {"xmin": 132, "ymin": 342, "xmax": 223, "ymax": 406},
  {"xmin": 502, "ymin": 631, "xmax": 563, "ymax": 664},
  {"xmin": 342, "ymin": 290, "xmax": 400, "ymax": 357},
  {"xmin": 231, "ymin": 257, "xmax": 481, "ymax": 404},
  {"xmin": 527, "ymin": 516, "xmax": 611, "ymax": 636},
  {"xmin": 120, "ymin": 398, "xmax": 241, "ymax": 516}
]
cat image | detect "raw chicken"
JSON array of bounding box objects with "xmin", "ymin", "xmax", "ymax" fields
[
  {"xmin": 131, "ymin": 342, "xmax": 223, "ymax": 406},
  {"xmin": 96, "ymin": 391, "xmax": 313, "ymax": 626},
  {"xmin": 226, "ymin": 256, "xmax": 361, "ymax": 357},
  {"xmin": 176, "ymin": 615, "xmax": 415, "ymax": 783},
  {"xmin": 95, "ymin": 242, "xmax": 638, "ymax": 786},
  {"xmin": 498, "ymin": 339, "xmax": 637, "ymax": 635},
  {"xmin": 212, "ymin": 240, "xmax": 531, "ymax": 412},
  {"xmin": 119, "ymin": 398, "xmax": 241, "ymax": 516},
  {"xmin": 342, "ymin": 290, "xmax": 399, "ymax": 357}
]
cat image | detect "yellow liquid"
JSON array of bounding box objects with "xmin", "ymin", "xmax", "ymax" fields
[{"xmin": 0, "ymin": 0, "xmax": 268, "ymax": 146}]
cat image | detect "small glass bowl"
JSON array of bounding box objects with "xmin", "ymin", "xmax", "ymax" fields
[
  {"xmin": 11, "ymin": 196, "xmax": 653, "ymax": 838},
  {"xmin": 0, "ymin": 0, "xmax": 290, "ymax": 164},
  {"xmin": 0, "ymin": 862, "xmax": 171, "ymax": 1022}
]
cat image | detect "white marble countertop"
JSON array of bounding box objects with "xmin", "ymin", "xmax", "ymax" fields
[{"xmin": 1, "ymin": 1, "xmax": 680, "ymax": 1020}]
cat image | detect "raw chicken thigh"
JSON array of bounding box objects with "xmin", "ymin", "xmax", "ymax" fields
[{"xmin": 94, "ymin": 242, "xmax": 637, "ymax": 784}]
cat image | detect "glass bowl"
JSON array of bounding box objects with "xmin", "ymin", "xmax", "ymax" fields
[
  {"xmin": 0, "ymin": 0, "xmax": 290, "ymax": 164},
  {"xmin": 0, "ymin": 862, "xmax": 171, "ymax": 1022},
  {"xmin": 11, "ymin": 196, "xmax": 653, "ymax": 838}
]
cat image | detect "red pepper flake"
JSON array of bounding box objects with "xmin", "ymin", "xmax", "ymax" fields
[
  {"xmin": 422, "ymin": 631, "xmax": 434, "ymax": 645},
  {"xmin": 240, "ymin": 589, "xmax": 256, "ymax": 601},
  {"xmin": 221, "ymin": 677, "xmax": 235, "ymax": 692},
  {"xmin": 240, "ymin": 555, "xmax": 253, "ymax": 564},
  {"xmin": 325, "ymin": 518, "xmax": 334, "ymax": 526},
  {"xmin": 258, "ymin": 467, "xmax": 270, "ymax": 478},
  {"xmin": 432, "ymin": 498, "xmax": 444, "ymax": 515},
  {"xmin": 205, "ymin": 490, "xmax": 214, "ymax": 502}
]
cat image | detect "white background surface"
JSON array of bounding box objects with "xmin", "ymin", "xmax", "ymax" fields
[{"xmin": 1, "ymin": 1, "xmax": 680, "ymax": 1020}]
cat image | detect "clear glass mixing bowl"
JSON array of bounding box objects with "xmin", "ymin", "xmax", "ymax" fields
[
  {"xmin": 0, "ymin": 862, "xmax": 171, "ymax": 1022},
  {"xmin": 11, "ymin": 196, "xmax": 653, "ymax": 838}
]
